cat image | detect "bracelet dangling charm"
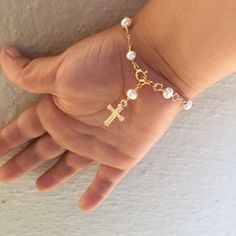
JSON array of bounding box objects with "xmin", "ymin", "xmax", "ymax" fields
[{"xmin": 104, "ymin": 17, "xmax": 193, "ymax": 127}]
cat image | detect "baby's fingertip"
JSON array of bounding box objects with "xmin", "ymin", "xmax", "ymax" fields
[
  {"xmin": 35, "ymin": 180, "xmax": 51, "ymax": 192},
  {"xmin": 0, "ymin": 173, "xmax": 16, "ymax": 183},
  {"xmin": 3, "ymin": 45, "xmax": 22, "ymax": 58},
  {"xmin": 78, "ymin": 199, "xmax": 94, "ymax": 213}
]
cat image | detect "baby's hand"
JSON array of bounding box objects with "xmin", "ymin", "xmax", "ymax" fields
[{"xmin": 0, "ymin": 25, "xmax": 180, "ymax": 211}]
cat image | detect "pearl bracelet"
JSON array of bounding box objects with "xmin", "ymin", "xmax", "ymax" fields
[{"xmin": 104, "ymin": 17, "xmax": 193, "ymax": 127}]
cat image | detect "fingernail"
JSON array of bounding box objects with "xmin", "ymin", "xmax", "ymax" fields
[{"xmin": 4, "ymin": 45, "xmax": 22, "ymax": 57}]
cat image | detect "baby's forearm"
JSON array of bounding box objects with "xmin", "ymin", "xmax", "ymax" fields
[{"xmin": 132, "ymin": 0, "xmax": 236, "ymax": 97}]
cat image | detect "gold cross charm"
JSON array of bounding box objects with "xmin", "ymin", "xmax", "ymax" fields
[{"xmin": 104, "ymin": 100, "xmax": 127, "ymax": 127}]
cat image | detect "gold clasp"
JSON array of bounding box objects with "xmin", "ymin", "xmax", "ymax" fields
[{"xmin": 135, "ymin": 69, "xmax": 148, "ymax": 83}]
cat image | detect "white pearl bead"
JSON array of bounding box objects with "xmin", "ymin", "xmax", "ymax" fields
[
  {"xmin": 184, "ymin": 100, "xmax": 193, "ymax": 110},
  {"xmin": 127, "ymin": 89, "xmax": 138, "ymax": 100},
  {"xmin": 163, "ymin": 87, "xmax": 174, "ymax": 99},
  {"xmin": 126, "ymin": 51, "xmax": 136, "ymax": 61},
  {"xmin": 121, "ymin": 17, "xmax": 133, "ymax": 28}
]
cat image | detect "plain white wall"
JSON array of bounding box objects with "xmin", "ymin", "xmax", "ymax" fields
[{"xmin": 0, "ymin": 1, "xmax": 236, "ymax": 235}]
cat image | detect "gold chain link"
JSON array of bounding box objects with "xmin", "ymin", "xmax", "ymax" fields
[{"xmin": 123, "ymin": 23, "xmax": 188, "ymax": 107}]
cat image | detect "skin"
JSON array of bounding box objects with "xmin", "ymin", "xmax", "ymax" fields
[{"xmin": 0, "ymin": 0, "xmax": 236, "ymax": 212}]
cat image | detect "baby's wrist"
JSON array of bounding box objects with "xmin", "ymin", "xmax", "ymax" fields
[
  {"xmin": 131, "ymin": 0, "xmax": 236, "ymax": 99},
  {"xmin": 116, "ymin": 17, "xmax": 193, "ymax": 113},
  {"xmin": 129, "ymin": 16, "xmax": 198, "ymax": 100}
]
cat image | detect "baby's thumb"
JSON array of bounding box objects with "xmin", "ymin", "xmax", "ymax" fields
[{"xmin": 0, "ymin": 45, "xmax": 63, "ymax": 94}]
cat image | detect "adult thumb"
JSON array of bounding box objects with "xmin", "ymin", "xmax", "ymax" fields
[{"xmin": 0, "ymin": 45, "xmax": 64, "ymax": 94}]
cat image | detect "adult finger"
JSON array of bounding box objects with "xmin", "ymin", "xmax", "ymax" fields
[
  {"xmin": 79, "ymin": 165, "xmax": 128, "ymax": 212},
  {"xmin": 0, "ymin": 134, "xmax": 65, "ymax": 182},
  {"xmin": 0, "ymin": 102, "xmax": 45, "ymax": 156},
  {"xmin": 36, "ymin": 152, "xmax": 93, "ymax": 191},
  {"xmin": 0, "ymin": 45, "xmax": 64, "ymax": 94}
]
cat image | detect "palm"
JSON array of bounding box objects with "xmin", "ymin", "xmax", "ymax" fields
[
  {"xmin": 0, "ymin": 26, "xmax": 179, "ymax": 211},
  {"xmin": 54, "ymin": 31, "xmax": 124, "ymax": 117}
]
